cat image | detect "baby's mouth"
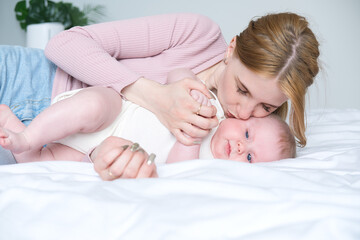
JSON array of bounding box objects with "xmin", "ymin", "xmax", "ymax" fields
[{"xmin": 226, "ymin": 141, "xmax": 231, "ymax": 157}]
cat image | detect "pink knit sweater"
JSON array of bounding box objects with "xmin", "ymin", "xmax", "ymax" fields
[{"xmin": 45, "ymin": 13, "xmax": 227, "ymax": 99}]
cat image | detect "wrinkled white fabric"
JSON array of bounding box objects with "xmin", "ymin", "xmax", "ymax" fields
[{"xmin": 0, "ymin": 109, "xmax": 359, "ymax": 240}]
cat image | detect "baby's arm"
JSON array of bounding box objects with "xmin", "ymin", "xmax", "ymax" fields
[{"xmin": 166, "ymin": 89, "xmax": 212, "ymax": 163}]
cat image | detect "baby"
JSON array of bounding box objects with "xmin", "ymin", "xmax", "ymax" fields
[{"xmin": 0, "ymin": 70, "xmax": 295, "ymax": 164}]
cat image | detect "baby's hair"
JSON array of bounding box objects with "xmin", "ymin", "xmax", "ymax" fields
[{"xmin": 269, "ymin": 114, "xmax": 296, "ymax": 159}]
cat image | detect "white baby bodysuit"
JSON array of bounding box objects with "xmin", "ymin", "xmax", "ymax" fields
[{"xmin": 54, "ymin": 89, "xmax": 225, "ymax": 164}]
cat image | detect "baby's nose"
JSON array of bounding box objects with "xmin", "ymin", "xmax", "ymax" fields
[{"xmin": 237, "ymin": 141, "xmax": 245, "ymax": 154}]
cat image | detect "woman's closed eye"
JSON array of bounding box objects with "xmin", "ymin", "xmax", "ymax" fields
[
  {"xmin": 235, "ymin": 77, "xmax": 249, "ymax": 96},
  {"xmin": 262, "ymin": 104, "xmax": 271, "ymax": 112},
  {"xmin": 237, "ymin": 86, "xmax": 248, "ymax": 95}
]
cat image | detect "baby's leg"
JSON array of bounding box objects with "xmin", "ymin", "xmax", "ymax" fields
[
  {"xmin": 14, "ymin": 142, "xmax": 85, "ymax": 163},
  {"xmin": 0, "ymin": 87, "xmax": 123, "ymax": 160}
]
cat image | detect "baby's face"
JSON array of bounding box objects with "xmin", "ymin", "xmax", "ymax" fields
[{"xmin": 210, "ymin": 117, "xmax": 284, "ymax": 163}]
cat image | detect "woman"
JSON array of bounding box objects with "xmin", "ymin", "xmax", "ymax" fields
[{"xmin": 0, "ymin": 12, "xmax": 319, "ymax": 179}]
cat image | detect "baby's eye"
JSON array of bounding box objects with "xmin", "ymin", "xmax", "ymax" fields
[
  {"xmin": 247, "ymin": 153, "xmax": 252, "ymax": 163},
  {"xmin": 245, "ymin": 130, "xmax": 249, "ymax": 139}
]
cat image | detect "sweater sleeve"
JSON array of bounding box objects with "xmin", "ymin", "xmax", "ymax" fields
[{"xmin": 45, "ymin": 13, "xmax": 226, "ymax": 93}]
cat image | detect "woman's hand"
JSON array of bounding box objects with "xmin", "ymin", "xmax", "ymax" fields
[
  {"xmin": 122, "ymin": 78, "xmax": 219, "ymax": 145},
  {"xmin": 90, "ymin": 136, "xmax": 158, "ymax": 180}
]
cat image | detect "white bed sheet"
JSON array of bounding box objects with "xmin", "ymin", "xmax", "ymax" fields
[{"xmin": 0, "ymin": 109, "xmax": 359, "ymax": 240}]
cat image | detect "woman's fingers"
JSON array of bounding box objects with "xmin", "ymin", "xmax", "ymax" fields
[
  {"xmin": 173, "ymin": 129, "xmax": 195, "ymax": 146},
  {"xmin": 109, "ymin": 146, "xmax": 147, "ymax": 178},
  {"xmin": 180, "ymin": 112, "xmax": 218, "ymax": 134},
  {"xmin": 93, "ymin": 146, "xmax": 122, "ymax": 176},
  {"xmin": 195, "ymin": 112, "xmax": 219, "ymax": 130},
  {"xmin": 92, "ymin": 137, "xmax": 158, "ymax": 180},
  {"xmin": 171, "ymin": 102, "xmax": 219, "ymax": 145},
  {"xmin": 106, "ymin": 146, "xmax": 135, "ymax": 179},
  {"xmin": 172, "ymin": 125, "xmax": 211, "ymax": 146},
  {"xmin": 192, "ymin": 102, "xmax": 216, "ymax": 118},
  {"xmin": 137, "ymin": 153, "xmax": 157, "ymax": 178},
  {"xmin": 117, "ymin": 148, "xmax": 157, "ymax": 179}
]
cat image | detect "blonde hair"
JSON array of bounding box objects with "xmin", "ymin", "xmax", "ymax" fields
[{"xmin": 235, "ymin": 12, "xmax": 320, "ymax": 147}]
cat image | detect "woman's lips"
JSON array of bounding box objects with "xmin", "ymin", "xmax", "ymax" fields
[{"xmin": 226, "ymin": 111, "xmax": 235, "ymax": 118}]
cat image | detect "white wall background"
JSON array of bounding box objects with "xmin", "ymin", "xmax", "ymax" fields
[{"xmin": 1, "ymin": 0, "xmax": 359, "ymax": 110}]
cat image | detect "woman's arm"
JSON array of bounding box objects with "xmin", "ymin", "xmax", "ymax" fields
[
  {"xmin": 45, "ymin": 13, "xmax": 226, "ymax": 93},
  {"xmin": 45, "ymin": 13, "xmax": 225, "ymax": 144}
]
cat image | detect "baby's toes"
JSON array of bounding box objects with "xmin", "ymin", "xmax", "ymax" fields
[
  {"xmin": 0, "ymin": 127, "xmax": 9, "ymax": 138},
  {"xmin": 200, "ymin": 97, "xmax": 211, "ymax": 106},
  {"xmin": 0, "ymin": 138, "xmax": 11, "ymax": 149},
  {"xmin": 0, "ymin": 129, "xmax": 11, "ymax": 148}
]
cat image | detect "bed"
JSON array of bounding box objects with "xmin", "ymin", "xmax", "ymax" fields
[{"xmin": 0, "ymin": 108, "xmax": 359, "ymax": 240}]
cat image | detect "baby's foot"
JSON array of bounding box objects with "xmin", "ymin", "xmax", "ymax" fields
[
  {"xmin": 0, "ymin": 104, "xmax": 25, "ymax": 132},
  {"xmin": 190, "ymin": 89, "xmax": 212, "ymax": 106},
  {"xmin": 0, "ymin": 127, "xmax": 30, "ymax": 153}
]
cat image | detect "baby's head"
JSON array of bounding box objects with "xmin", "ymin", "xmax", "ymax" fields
[{"xmin": 210, "ymin": 114, "xmax": 296, "ymax": 163}]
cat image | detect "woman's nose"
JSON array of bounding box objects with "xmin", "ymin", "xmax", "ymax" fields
[{"xmin": 236, "ymin": 104, "xmax": 253, "ymax": 120}]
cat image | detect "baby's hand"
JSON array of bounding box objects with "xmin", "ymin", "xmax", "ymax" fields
[{"xmin": 190, "ymin": 89, "xmax": 212, "ymax": 107}]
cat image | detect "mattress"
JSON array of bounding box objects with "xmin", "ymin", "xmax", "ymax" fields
[{"xmin": 0, "ymin": 108, "xmax": 359, "ymax": 240}]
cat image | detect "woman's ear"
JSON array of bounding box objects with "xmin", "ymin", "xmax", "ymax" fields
[{"xmin": 224, "ymin": 36, "xmax": 237, "ymax": 64}]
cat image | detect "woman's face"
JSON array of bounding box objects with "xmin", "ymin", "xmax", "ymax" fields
[{"xmin": 216, "ymin": 43, "xmax": 287, "ymax": 120}]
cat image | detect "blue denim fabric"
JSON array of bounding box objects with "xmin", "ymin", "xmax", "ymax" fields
[
  {"xmin": 0, "ymin": 45, "xmax": 55, "ymax": 126},
  {"xmin": 0, "ymin": 147, "xmax": 16, "ymax": 165}
]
